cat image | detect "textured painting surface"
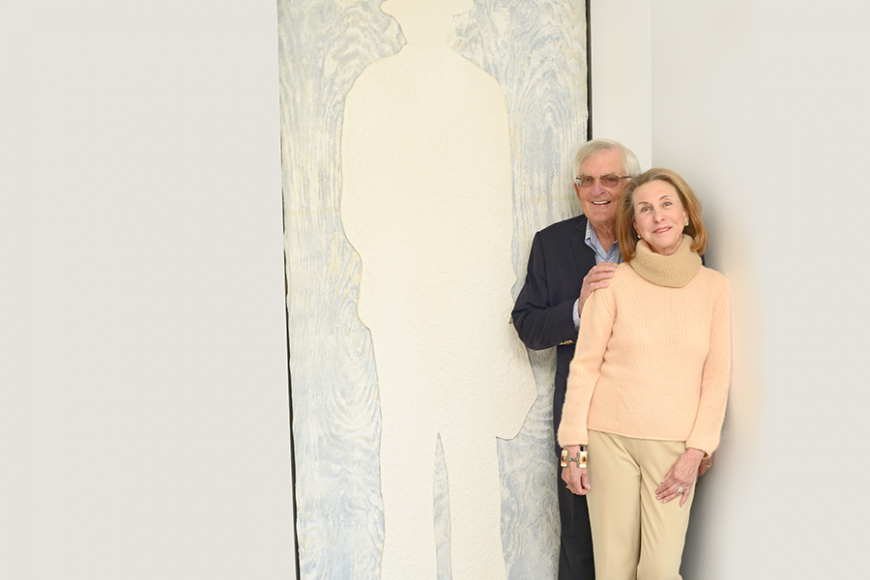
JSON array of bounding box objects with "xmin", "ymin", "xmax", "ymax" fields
[{"xmin": 279, "ymin": 1, "xmax": 587, "ymax": 578}]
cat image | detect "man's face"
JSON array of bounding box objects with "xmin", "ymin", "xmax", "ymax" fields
[{"xmin": 574, "ymin": 149, "xmax": 629, "ymax": 229}]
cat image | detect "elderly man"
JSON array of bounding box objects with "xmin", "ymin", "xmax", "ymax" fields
[{"xmin": 511, "ymin": 139, "xmax": 640, "ymax": 580}]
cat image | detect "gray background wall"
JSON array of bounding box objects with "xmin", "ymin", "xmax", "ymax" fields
[
  {"xmin": 3, "ymin": 1, "xmax": 869, "ymax": 579},
  {"xmin": 593, "ymin": 1, "xmax": 870, "ymax": 578},
  {"xmin": 1, "ymin": 1, "xmax": 295, "ymax": 579}
]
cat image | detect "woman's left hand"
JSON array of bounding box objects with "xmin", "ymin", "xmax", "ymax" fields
[{"xmin": 655, "ymin": 448, "xmax": 705, "ymax": 507}]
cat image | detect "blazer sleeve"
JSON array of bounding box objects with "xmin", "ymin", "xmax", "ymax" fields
[
  {"xmin": 557, "ymin": 287, "xmax": 615, "ymax": 447},
  {"xmin": 511, "ymin": 231, "xmax": 579, "ymax": 350},
  {"xmin": 685, "ymin": 279, "xmax": 732, "ymax": 454}
]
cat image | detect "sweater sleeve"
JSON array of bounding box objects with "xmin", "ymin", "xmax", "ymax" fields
[
  {"xmin": 685, "ymin": 279, "xmax": 732, "ymax": 454},
  {"xmin": 557, "ymin": 286, "xmax": 615, "ymax": 447}
]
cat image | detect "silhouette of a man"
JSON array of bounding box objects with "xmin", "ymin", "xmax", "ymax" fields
[{"xmin": 340, "ymin": 1, "xmax": 536, "ymax": 579}]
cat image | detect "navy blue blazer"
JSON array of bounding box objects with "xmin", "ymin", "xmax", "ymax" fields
[{"xmin": 511, "ymin": 215, "xmax": 597, "ymax": 456}]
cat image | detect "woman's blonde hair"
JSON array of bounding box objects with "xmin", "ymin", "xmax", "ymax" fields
[{"xmin": 616, "ymin": 168, "xmax": 708, "ymax": 262}]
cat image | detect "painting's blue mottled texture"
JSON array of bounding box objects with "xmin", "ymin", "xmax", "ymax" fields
[{"xmin": 279, "ymin": 2, "xmax": 586, "ymax": 579}]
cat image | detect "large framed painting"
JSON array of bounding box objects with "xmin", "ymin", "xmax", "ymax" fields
[{"xmin": 279, "ymin": 1, "xmax": 588, "ymax": 578}]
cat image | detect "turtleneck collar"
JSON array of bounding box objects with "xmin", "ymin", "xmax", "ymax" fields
[{"xmin": 629, "ymin": 234, "xmax": 702, "ymax": 288}]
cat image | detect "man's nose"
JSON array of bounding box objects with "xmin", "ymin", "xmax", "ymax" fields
[{"xmin": 592, "ymin": 179, "xmax": 607, "ymax": 195}]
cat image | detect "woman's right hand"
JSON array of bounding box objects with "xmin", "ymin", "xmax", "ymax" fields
[{"xmin": 561, "ymin": 445, "xmax": 591, "ymax": 495}]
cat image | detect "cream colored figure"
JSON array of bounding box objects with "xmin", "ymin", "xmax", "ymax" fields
[{"xmin": 340, "ymin": 1, "xmax": 536, "ymax": 579}]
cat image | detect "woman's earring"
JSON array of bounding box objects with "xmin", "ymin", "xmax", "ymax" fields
[{"xmin": 685, "ymin": 221, "xmax": 689, "ymax": 227}]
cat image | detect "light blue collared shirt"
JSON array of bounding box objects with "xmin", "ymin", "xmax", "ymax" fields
[{"xmin": 572, "ymin": 220, "xmax": 623, "ymax": 329}]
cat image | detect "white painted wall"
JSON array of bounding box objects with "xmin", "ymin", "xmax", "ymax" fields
[
  {"xmin": 0, "ymin": 2, "xmax": 295, "ymax": 579},
  {"xmin": 590, "ymin": 0, "xmax": 652, "ymax": 169},
  {"xmin": 592, "ymin": 1, "xmax": 870, "ymax": 578},
  {"xmin": 9, "ymin": 1, "xmax": 868, "ymax": 577}
]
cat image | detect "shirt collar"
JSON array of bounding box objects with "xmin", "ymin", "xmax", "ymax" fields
[{"xmin": 584, "ymin": 219, "xmax": 622, "ymax": 264}]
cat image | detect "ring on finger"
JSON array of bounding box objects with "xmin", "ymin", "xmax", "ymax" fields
[{"xmin": 677, "ymin": 487, "xmax": 685, "ymax": 494}]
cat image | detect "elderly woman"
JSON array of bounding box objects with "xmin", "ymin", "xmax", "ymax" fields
[{"xmin": 558, "ymin": 168, "xmax": 731, "ymax": 579}]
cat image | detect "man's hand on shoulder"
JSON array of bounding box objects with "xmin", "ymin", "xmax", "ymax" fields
[{"xmin": 577, "ymin": 262, "xmax": 618, "ymax": 316}]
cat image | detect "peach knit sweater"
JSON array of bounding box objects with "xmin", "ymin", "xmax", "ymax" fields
[{"xmin": 557, "ymin": 236, "xmax": 731, "ymax": 455}]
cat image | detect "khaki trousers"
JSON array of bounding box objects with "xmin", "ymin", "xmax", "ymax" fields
[{"xmin": 586, "ymin": 431, "xmax": 695, "ymax": 580}]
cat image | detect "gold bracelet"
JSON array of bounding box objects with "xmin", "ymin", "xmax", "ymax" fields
[{"xmin": 560, "ymin": 447, "xmax": 588, "ymax": 468}]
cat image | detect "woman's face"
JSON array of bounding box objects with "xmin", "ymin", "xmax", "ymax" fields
[{"xmin": 632, "ymin": 180, "xmax": 689, "ymax": 256}]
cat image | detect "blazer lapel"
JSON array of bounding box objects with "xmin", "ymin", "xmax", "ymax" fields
[{"xmin": 569, "ymin": 215, "xmax": 596, "ymax": 279}]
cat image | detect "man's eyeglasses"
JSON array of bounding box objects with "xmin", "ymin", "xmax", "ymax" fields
[{"xmin": 574, "ymin": 174, "xmax": 630, "ymax": 189}]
